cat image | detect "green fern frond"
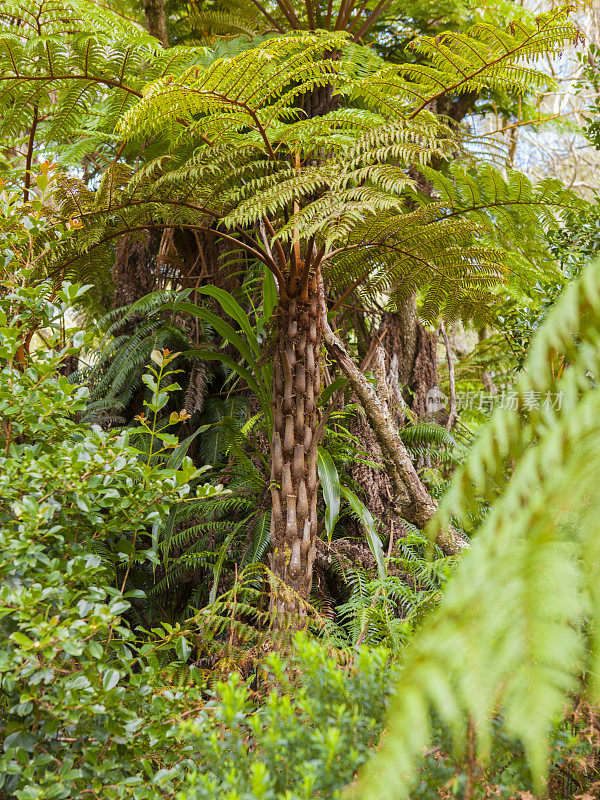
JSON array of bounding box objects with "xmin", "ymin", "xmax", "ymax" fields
[{"xmin": 361, "ymin": 258, "xmax": 600, "ymax": 799}]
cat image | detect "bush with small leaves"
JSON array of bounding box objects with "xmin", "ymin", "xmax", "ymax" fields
[
  {"xmin": 0, "ymin": 278, "xmax": 397, "ymax": 800},
  {"xmin": 0, "ymin": 280, "xmax": 209, "ymax": 800},
  {"xmin": 177, "ymin": 636, "xmax": 393, "ymax": 800}
]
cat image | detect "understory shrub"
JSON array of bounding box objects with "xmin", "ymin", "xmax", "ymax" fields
[{"xmin": 178, "ymin": 640, "xmax": 392, "ymax": 800}]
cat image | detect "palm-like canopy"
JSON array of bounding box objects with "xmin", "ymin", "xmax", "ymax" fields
[{"xmin": 0, "ymin": 4, "xmax": 581, "ymax": 316}]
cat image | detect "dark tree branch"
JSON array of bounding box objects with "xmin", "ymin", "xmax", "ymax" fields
[{"xmin": 23, "ymin": 105, "xmax": 38, "ymax": 202}]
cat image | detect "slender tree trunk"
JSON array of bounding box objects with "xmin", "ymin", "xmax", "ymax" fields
[
  {"xmin": 393, "ymin": 294, "xmax": 418, "ymax": 387},
  {"xmin": 143, "ymin": 0, "xmax": 168, "ymax": 47},
  {"xmin": 269, "ymin": 268, "xmax": 323, "ymax": 613},
  {"xmin": 323, "ymin": 315, "xmax": 468, "ymax": 556}
]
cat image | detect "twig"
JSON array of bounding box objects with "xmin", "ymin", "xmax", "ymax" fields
[{"xmin": 439, "ymin": 321, "xmax": 457, "ymax": 431}]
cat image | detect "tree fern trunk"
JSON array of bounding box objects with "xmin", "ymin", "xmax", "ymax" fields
[
  {"xmin": 265, "ymin": 72, "xmax": 339, "ymax": 615},
  {"xmin": 143, "ymin": 0, "xmax": 168, "ymax": 47},
  {"xmin": 269, "ymin": 268, "xmax": 322, "ymax": 615},
  {"xmin": 379, "ymin": 295, "xmax": 439, "ymax": 419},
  {"xmin": 323, "ymin": 318, "xmax": 468, "ymax": 556}
]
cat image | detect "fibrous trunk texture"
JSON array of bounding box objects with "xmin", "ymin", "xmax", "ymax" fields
[
  {"xmin": 300, "ymin": 82, "xmax": 338, "ymax": 118},
  {"xmin": 379, "ymin": 296, "xmax": 439, "ymax": 419},
  {"xmin": 348, "ymin": 407, "xmax": 394, "ymax": 528},
  {"xmin": 269, "ymin": 271, "xmax": 322, "ymax": 613},
  {"xmin": 265, "ymin": 74, "xmax": 339, "ymax": 611},
  {"xmin": 112, "ymin": 234, "xmax": 156, "ymax": 309},
  {"xmin": 143, "ymin": 0, "xmax": 168, "ymax": 47},
  {"xmin": 323, "ymin": 319, "xmax": 467, "ymax": 556}
]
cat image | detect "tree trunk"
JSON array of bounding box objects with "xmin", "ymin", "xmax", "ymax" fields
[
  {"xmin": 112, "ymin": 233, "xmax": 156, "ymax": 309},
  {"xmin": 143, "ymin": 0, "xmax": 168, "ymax": 47},
  {"xmin": 323, "ymin": 316, "xmax": 468, "ymax": 556},
  {"xmin": 265, "ymin": 75, "xmax": 339, "ymax": 611},
  {"xmin": 379, "ymin": 295, "xmax": 440, "ymax": 419},
  {"xmin": 269, "ymin": 268, "xmax": 323, "ymax": 614}
]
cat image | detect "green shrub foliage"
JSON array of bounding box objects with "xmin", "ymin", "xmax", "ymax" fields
[
  {"xmin": 178, "ymin": 639, "xmax": 392, "ymax": 800},
  {"xmin": 0, "ymin": 282, "xmax": 394, "ymax": 800},
  {"xmin": 0, "ymin": 284, "xmax": 206, "ymax": 799}
]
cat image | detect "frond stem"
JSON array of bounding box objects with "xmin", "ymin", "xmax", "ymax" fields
[
  {"xmin": 59, "ymin": 223, "xmax": 286, "ymax": 286},
  {"xmin": 247, "ymin": 0, "xmax": 285, "ymax": 31},
  {"xmin": 23, "ymin": 105, "xmax": 38, "ymax": 202},
  {"xmin": 352, "ymin": 0, "xmax": 392, "ymax": 40},
  {"xmin": 0, "ymin": 74, "xmax": 142, "ymax": 97}
]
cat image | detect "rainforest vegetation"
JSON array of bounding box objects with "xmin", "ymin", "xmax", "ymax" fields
[{"xmin": 1, "ymin": 0, "xmax": 600, "ymax": 797}]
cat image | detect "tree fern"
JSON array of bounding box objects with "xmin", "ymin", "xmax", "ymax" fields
[
  {"xmin": 7, "ymin": 0, "xmax": 590, "ymax": 606},
  {"xmin": 58, "ymin": 11, "xmax": 580, "ymax": 324},
  {"xmin": 0, "ymin": 0, "xmax": 201, "ymax": 162},
  {"xmin": 6, "ymin": 3, "xmax": 583, "ymax": 317},
  {"xmin": 347, "ymin": 8, "xmax": 580, "ymax": 119}
]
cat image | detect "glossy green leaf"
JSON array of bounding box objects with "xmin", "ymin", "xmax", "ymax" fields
[
  {"xmin": 340, "ymin": 486, "xmax": 386, "ymax": 581},
  {"xmin": 317, "ymin": 446, "xmax": 341, "ymax": 542},
  {"xmin": 196, "ymin": 286, "xmax": 260, "ymax": 357},
  {"xmin": 183, "ymin": 348, "xmax": 271, "ymax": 425},
  {"xmin": 318, "ymin": 376, "xmax": 347, "ymax": 407},
  {"xmin": 262, "ymin": 267, "xmax": 278, "ymax": 326},
  {"xmin": 171, "ymin": 302, "xmax": 255, "ymax": 368},
  {"xmin": 175, "ymin": 635, "xmax": 191, "ymax": 662}
]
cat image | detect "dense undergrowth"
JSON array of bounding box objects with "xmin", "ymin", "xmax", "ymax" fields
[{"xmin": 1, "ymin": 269, "xmax": 600, "ymax": 800}]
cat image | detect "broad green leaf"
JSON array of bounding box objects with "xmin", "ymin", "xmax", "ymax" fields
[
  {"xmin": 341, "ymin": 486, "xmax": 386, "ymax": 581},
  {"xmin": 262, "ymin": 267, "xmax": 278, "ymax": 326},
  {"xmin": 110, "ymin": 600, "xmax": 130, "ymax": 615},
  {"xmin": 196, "ymin": 286, "xmax": 260, "ymax": 357},
  {"xmin": 183, "ymin": 348, "xmax": 271, "ymax": 425},
  {"xmin": 3, "ymin": 731, "xmax": 37, "ymax": 753},
  {"xmin": 102, "ymin": 668, "xmax": 120, "ymax": 692},
  {"xmin": 150, "ymin": 349, "xmax": 163, "ymax": 366},
  {"xmin": 169, "ymin": 302, "xmax": 255, "ymax": 368},
  {"xmin": 166, "ymin": 425, "xmax": 210, "ymax": 469},
  {"xmin": 318, "ymin": 446, "xmax": 341, "ymax": 542},
  {"xmin": 141, "ymin": 374, "xmax": 158, "ymax": 392},
  {"xmin": 175, "ymin": 635, "xmax": 191, "ymax": 662},
  {"xmin": 10, "ymin": 632, "xmax": 34, "ymax": 650},
  {"xmin": 319, "ymin": 376, "xmax": 347, "ymax": 407}
]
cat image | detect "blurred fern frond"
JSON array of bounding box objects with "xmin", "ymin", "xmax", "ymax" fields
[{"xmin": 361, "ymin": 257, "xmax": 600, "ymax": 799}]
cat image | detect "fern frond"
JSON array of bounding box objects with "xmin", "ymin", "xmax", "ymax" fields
[{"xmin": 362, "ymin": 258, "xmax": 600, "ymax": 799}]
